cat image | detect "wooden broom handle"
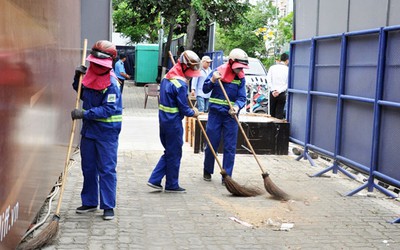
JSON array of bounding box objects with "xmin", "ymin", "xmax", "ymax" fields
[
  {"xmin": 168, "ymin": 51, "xmax": 224, "ymax": 172},
  {"xmin": 188, "ymin": 101, "xmax": 224, "ymax": 172},
  {"xmin": 217, "ymin": 79, "xmax": 266, "ymax": 173},
  {"xmin": 55, "ymin": 39, "xmax": 88, "ymax": 215}
]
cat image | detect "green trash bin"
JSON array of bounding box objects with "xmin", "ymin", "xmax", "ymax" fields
[{"xmin": 135, "ymin": 44, "xmax": 159, "ymax": 85}]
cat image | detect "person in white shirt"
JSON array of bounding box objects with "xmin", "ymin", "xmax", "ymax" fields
[
  {"xmin": 191, "ymin": 56, "xmax": 213, "ymax": 112},
  {"xmin": 266, "ymin": 53, "xmax": 289, "ymax": 119}
]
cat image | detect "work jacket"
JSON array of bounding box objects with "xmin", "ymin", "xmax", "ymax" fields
[
  {"xmin": 73, "ymin": 76, "xmax": 122, "ymax": 140},
  {"xmin": 203, "ymin": 69, "xmax": 247, "ymax": 114},
  {"xmin": 158, "ymin": 78, "xmax": 194, "ymax": 125}
]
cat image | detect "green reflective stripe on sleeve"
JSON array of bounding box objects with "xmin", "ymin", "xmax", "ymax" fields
[
  {"xmin": 95, "ymin": 115, "xmax": 122, "ymax": 122},
  {"xmin": 82, "ymin": 109, "xmax": 122, "ymax": 122},
  {"xmin": 159, "ymin": 104, "xmax": 179, "ymax": 113},
  {"xmin": 209, "ymin": 97, "xmax": 235, "ymax": 106},
  {"xmin": 169, "ymin": 79, "xmax": 182, "ymax": 88},
  {"xmin": 231, "ymin": 80, "xmax": 241, "ymax": 85}
]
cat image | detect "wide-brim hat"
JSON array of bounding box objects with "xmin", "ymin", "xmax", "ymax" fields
[
  {"xmin": 232, "ymin": 61, "xmax": 249, "ymax": 69},
  {"xmin": 184, "ymin": 68, "xmax": 201, "ymax": 77},
  {"xmin": 86, "ymin": 54, "xmax": 113, "ymax": 68}
]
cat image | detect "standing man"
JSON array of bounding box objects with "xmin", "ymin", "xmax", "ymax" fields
[
  {"xmin": 267, "ymin": 53, "xmax": 289, "ymax": 119},
  {"xmin": 114, "ymin": 54, "xmax": 130, "ymax": 94},
  {"xmin": 191, "ymin": 55, "xmax": 213, "ymax": 112},
  {"xmin": 71, "ymin": 40, "xmax": 122, "ymax": 220},
  {"xmin": 202, "ymin": 48, "xmax": 249, "ymax": 183},
  {"xmin": 147, "ymin": 50, "xmax": 200, "ymax": 193}
]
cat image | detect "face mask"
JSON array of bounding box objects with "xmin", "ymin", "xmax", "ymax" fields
[{"xmin": 90, "ymin": 63, "xmax": 110, "ymax": 75}]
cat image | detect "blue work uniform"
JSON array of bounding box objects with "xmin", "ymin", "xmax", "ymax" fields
[
  {"xmin": 148, "ymin": 78, "xmax": 194, "ymax": 190},
  {"xmin": 202, "ymin": 69, "xmax": 246, "ymax": 177},
  {"xmin": 73, "ymin": 75, "xmax": 122, "ymax": 209}
]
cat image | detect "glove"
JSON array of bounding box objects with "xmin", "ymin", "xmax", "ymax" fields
[
  {"xmin": 74, "ymin": 65, "xmax": 87, "ymax": 78},
  {"xmin": 228, "ymin": 106, "xmax": 239, "ymax": 117},
  {"xmin": 71, "ymin": 109, "xmax": 85, "ymax": 120},
  {"xmin": 192, "ymin": 107, "xmax": 199, "ymax": 118},
  {"xmin": 211, "ymin": 71, "xmax": 221, "ymax": 83}
]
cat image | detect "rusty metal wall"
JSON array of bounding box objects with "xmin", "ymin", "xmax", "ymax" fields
[{"xmin": 0, "ymin": 1, "xmax": 81, "ymax": 248}]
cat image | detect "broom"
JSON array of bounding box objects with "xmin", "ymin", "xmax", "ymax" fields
[
  {"xmin": 190, "ymin": 108, "xmax": 262, "ymax": 197},
  {"xmin": 20, "ymin": 39, "xmax": 88, "ymax": 250},
  {"xmin": 168, "ymin": 52, "xmax": 261, "ymax": 197},
  {"xmin": 217, "ymin": 79, "xmax": 290, "ymax": 200}
]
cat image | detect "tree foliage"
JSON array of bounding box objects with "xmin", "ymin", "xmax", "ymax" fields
[
  {"xmin": 112, "ymin": 0, "xmax": 250, "ymax": 66},
  {"xmin": 215, "ymin": 1, "xmax": 277, "ymax": 57},
  {"xmin": 112, "ymin": 0, "xmax": 292, "ymax": 69},
  {"xmin": 276, "ymin": 12, "xmax": 293, "ymax": 53},
  {"xmin": 215, "ymin": 1, "xmax": 293, "ymax": 68},
  {"xmin": 112, "ymin": 0, "xmax": 159, "ymax": 43}
]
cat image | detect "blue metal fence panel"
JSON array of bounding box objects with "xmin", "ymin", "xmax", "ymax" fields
[
  {"xmin": 289, "ymin": 26, "xmax": 400, "ymax": 196},
  {"xmin": 292, "ymin": 43, "xmax": 311, "ymax": 91},
  {"xmin": 384, "ymin": 30, "xmax": 400, "ymax": 103},
  {"xmin": 379, "ymin": 107, "xmax": 400, "ymax": 181},
  {"xmin": 345, "ymin": 34, "xmax": 379, "ymax": 99},
  {"xmin": 341, "ymin": 100, "xmax": 374, "ymax": 169},
  {"xmin": 309, "ymin": 38, "xmax": 341, "ymax": 153},
  {"xmin": 310, "ymin": 96, "xmax": 337, "ymax": 153},
  {"xmin": 288, "ymin": 41, "xmax": 310, "ymax": 144},
  {"xmin": 289, "ymin": 94, "xmax": 307, "ymax": 143},
  {"xmin": 378, "ymin": 28, "xmax": 400, "ymax": 183}
]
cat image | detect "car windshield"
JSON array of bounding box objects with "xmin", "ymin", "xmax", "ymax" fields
[{"xmin": 244, "ymin": 60, "xmax": 266, "ymax": 75}]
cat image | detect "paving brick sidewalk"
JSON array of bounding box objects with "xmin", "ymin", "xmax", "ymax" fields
[{"xmin": 37, "ymin": 82, "xmax": 399, "ymax": 250}]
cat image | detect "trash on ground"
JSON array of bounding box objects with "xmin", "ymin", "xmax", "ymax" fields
[
  {"xmin": 266, "ymin": 218, "xmax": 281, "ymax": 227},
  {"xmin": 229, "ymin": 217, "xmax": 253, "ymax": 228},
  {"xmin": 279, "ymin": 223, "xmax": 294, "ymax": 231}
]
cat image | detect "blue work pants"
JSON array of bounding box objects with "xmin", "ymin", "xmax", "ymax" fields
[
  {"xmin": 203, "ymin": 111, "xmax": 238, "ymax": 177},
  {"xmin": 148, "ymin": 122, "xmax": 183, "ymax": 190},
  {"xmin": 80, "ymin": 136, "xmax": 118, "ymax": 209}
]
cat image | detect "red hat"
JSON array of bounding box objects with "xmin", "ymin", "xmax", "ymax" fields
[
  {"xmin": 184, "ymin": 68, "xmax": 201, "ymax": 77},
  {"xmin": 180, "ymin": 50, "xmax": 201, "ymax": 77},
  {"xmin": 231, "ymin": 61, "xmax": 249, "ymax": 69},
  {"xmin": 86, "ymin": 54, "xmax": 113, "ymax": 68},
  {"xmin": 86, "ymin": 40, "xmax": 117, "ymax": 69}
]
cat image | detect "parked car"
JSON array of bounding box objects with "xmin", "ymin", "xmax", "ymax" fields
[
  {"xmin": 244, "ymin": 57, "xmax": 269, "ymax": 114},
  {"xmin": 221, "ymin": 56, "xmax": 269, "ymax": 114}
]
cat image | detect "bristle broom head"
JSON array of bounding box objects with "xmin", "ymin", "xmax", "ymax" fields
[
  {"xmin": 18, "ymin": 215, "xmax": 60, "ymax": 250},
  {"xmin": 221, "ymin": 171, "xmax": 263, "ymax": 197},
  {"xmin": 262, "ymin": 173, "xmax": 290, "ymax": 200}
]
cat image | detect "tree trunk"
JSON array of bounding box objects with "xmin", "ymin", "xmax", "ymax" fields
[
  {"xmin": 162, "ymin": 21, "xmax": 175, "ymax": 68},
  {"xmin": 186, "ymin": 6, "xmax": 197, "ymax": 50}
]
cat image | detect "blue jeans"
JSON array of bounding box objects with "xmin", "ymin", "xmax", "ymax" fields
[{"xmin": 196, "ymin": 96, "xmax": 209, "ymax": 112}]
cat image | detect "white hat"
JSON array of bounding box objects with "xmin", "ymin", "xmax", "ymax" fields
[{"xmin": 201, "ymin": 56, "xmax": 213, "ymax": 62}]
